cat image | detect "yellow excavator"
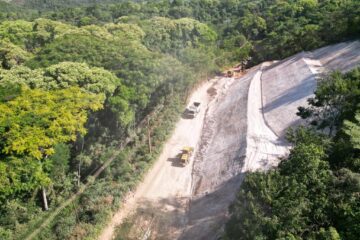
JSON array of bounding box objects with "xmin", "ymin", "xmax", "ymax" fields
[{"xmin": 180, "ymin": 147, "xmax": 194, "ymax": 166}]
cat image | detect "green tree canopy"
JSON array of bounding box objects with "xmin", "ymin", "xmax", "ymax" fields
[
  {"xmin": 141, "ymin": 17, "xmax": 217, "ymax": 53},
  {"xmin": 0, "ymin": 40, "xmax": 32, "ymax": 69},
  {"xmin": 0, "ymin": 86, "xmax": 103, "ymax": 159},
  {"xmin": 0, "ymin": 62, "xmax": 119, "ymax": 98},
  {"xmin": 0, "ymin": 85, "xmax": 103, "ymax": 204}
]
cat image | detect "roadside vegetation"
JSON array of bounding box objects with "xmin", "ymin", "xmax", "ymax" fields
[{"xmin": 0, "ymin": 0, "xmax": 359, "ymax": 239}]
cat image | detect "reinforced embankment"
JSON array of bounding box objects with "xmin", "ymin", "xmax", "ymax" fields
[{"xmin": 261, "ymin": 41, "xmax": 360, "ymax": 137}]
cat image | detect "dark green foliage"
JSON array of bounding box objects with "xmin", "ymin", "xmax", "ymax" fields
[
  {"xmin": 330, "ymin": 168, "xmax": 360, "ymax": 239},
  {"xmin": 3, "ymin": 0, "xmax": 359, "ymax": 66},
  {"xmin": 140, "ymin": 16, "xmax": 217, "ymax": 53},
  {"xmin": 47, "ymin": 144, "xmax": 74, "ymax": 201},
  {"xmin": 4, "ymin": 0, "xmax": 357, "ymax": 65},
  {"xmin": 7, "ymin": 0, "xmax": 360, "ymax": 63}
]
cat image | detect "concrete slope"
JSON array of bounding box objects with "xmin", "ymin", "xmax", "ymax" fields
[
  {"xmin": 261, "ymin": 53, "xmax": 317, "ymax": 137},
  {"xmin": 261, "ymin": 41, "xmax": 360, "ymax": 137},
  {"xmin": 312, "ymin": 41, "xmax": 360, "ymax": 73},
  {"xmin": 192, "ymin": 68, "xmax": 255, "ymax": 195},
  {"xmin": 245, "ymin": 64, "xmax": 289, "ymax": 172}
]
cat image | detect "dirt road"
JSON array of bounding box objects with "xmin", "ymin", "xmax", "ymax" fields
[
  {"xmin": 181, "ymin": 67, "xmax": 253, "ymax": 239},
  {"xmin": 98, "ymin": 77, "xmax": 232, "ymax": 240},
  {"xmin": 101, "ymin": 65, "xmax": 291, "ymax": 240}
]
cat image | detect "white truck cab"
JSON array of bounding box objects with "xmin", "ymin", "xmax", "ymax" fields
[{"xmin": 186, "ymin": 102, "xmax": 201, "ymax": 118}]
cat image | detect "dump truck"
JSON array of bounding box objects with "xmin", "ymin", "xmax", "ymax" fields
[
  {"xmin": 180, "ymin": 147, "xmax": 194, "ymax": 166},
  {"xmin": 186, "ymin": 102, "xmax": 201, "ymax": 118}
]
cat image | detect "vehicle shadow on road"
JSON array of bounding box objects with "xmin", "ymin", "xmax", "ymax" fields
[
  {"xmin": 167, "ymin": 157, "xmax": 184, "ymax": 168},
  {"xmin": 181, "ymin": 111, "xmax": 195, "ymax": 120}
]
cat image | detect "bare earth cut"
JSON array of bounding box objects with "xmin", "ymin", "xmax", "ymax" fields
[{"xmin": 99, "ymin": 41, "xmax": 360, "ymax": 240}]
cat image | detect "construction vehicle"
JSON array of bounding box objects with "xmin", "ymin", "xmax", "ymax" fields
[
  {"xmin": 185, "ymin": 102, "xmax": 201, "ymax": 118},
  {"xmin": 226, "ymin": 70, "xmax": 234, "ymax": 77},
  {"xmin": 180, "ymin": 147, "xmax": 194, "ymax": 166}
]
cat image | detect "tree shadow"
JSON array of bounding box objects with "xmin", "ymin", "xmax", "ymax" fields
[
  {"xmin": 121, "ymin": 196, "xmax": 189, "ymax": 240},
  {"xmin": 179, "ymin": 174, "xmax": 246, "ymax": 240},
  {"xmin": 262, "ymin": 75, "xmax": 316, "ymax": 113}
]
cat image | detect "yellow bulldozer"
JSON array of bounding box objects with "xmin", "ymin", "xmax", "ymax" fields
[{"xmin": 180, "ymin": 147, "xmax": 194, "ymax": 166}]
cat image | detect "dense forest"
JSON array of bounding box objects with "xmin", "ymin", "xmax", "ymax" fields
[{"xmin": 0, "ymin": 0, "xmax": 359, "ymax": 239}]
